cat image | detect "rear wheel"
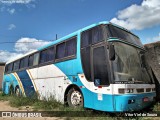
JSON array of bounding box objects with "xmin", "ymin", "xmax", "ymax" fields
[
  {"xmin": 9, "ymin": 86, "xmax": 14, "ymax": 95},
  {"xmin": 15, "ymin": 86, "xmax": 21, "ymax": 96},
  {"xmin": 67, "ymin": 88, "xmax": 83, "ymax": 107}
]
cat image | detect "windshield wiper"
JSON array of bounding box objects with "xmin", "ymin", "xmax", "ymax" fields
[{"xmin": 128, "ymin": 78, "xmax": 143, "ymax": 83}]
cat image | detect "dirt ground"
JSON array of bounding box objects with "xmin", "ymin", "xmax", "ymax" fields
[{"xmin": 0, "ymin": 101, "xmax": 66, "ymax": 120}]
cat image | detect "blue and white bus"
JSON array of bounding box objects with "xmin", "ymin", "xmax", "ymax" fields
[{"xmin": 2, "ymin": 21, "xmax": 156, "ymax": 112}]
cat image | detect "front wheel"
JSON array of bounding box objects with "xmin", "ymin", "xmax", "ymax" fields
[{"xmin": 67, "ymin": 88, "xmax": 83, "ymax": 107}]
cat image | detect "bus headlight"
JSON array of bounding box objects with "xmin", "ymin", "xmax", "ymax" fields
[{"xmin": 118, "ymin": 88, "xmax": 134, "ymax": 94}]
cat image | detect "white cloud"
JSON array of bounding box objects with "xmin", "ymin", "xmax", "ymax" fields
[
  {"xmin": 0, "ymin": 37, "xmax": 51, "ymax": 62},
  {"xmin": 15, "ymin": 37, "xmax": 50, "ymax": 53},
  {"xmin": 144, "ymin": 33, "xmax": 160, "ymax": 44},
  {"xmin": 0, "ymin": 50, "xmax": 23, "ymax": 62},
  {"xmin": 8, "ymin": 24, "xmax": 16, "ymax": 30},
  {"xmin": 7, "ymin": 8, "xmax": 15, "ymax": 14},
  {"xmin": 110, "ymin": 0, "xmax": 160, "ymax": 30}
]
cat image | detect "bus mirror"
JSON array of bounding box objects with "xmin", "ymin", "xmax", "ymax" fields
[{"xmin": 109, "ymin": 44, "xmax": 115, "ymax": 61}]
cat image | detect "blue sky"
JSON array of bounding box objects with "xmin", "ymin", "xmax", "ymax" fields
[{"xmin": 0, "ymin": 0, "xmax": 160, "ymax": 62}]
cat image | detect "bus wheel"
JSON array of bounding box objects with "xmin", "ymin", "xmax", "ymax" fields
[
  {"xmin": 15, "ymin": 86, "xmax": 21, "ymax": 96},
  {"xmin": 67, "ymin": 88, "xmax": 83, "ymax": 107},
  {"xmin": 9, "ymin": 86, "xmax": 14, "ymax": 95}
]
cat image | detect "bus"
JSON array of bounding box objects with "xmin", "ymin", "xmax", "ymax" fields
[{"xmin": 2, "ymin": 21, "xmax": 156, "ymax": 112}]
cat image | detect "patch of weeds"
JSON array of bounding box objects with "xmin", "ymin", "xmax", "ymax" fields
[
  {"xmin": 153, "ymin": 102, "xmax": 160, "ymax": 111},
  {"xmin": 9, "ymin": 96, "xmax": 38, "ymax": 107},
  {"xmin": 33, "ymin": 99, "xmax": 63, "ymax": 111},
  {"xmin": 0, "ymin": 92, "xmax": 12, "ymax": 101}
]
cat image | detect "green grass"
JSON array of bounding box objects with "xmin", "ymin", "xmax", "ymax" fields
[
  {"xmin": 0, "ymin": 92, "xmax": 115, "ymax": 119},
  {"xmin": 0, "ymin": 92, "xmax": 12, "ymax": 101},
  {"xmin": 1, "ymin": 91, "xmax": 158, "ymax": 119}
]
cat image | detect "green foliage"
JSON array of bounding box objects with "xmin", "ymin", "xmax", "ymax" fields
[
  {"xmin": 153, "ymin": 102, "xmax": 160, "ymax": 111},
  {"xmin": 0, "ymin": 91, "xmax": 12, "ymax": 101},
  {"xmin": 0, "ymin": 92, "xmax": 158, "ymax": 119}
]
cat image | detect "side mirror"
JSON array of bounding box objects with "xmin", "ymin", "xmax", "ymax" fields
[{"xmin": 109, "ymin": 44, "xmax": 115, "ymax": 61}]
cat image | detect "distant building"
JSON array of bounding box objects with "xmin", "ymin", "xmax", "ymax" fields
[{"xmin": 0, "ymin": 62, "xmax": 5, "ymax": 90}]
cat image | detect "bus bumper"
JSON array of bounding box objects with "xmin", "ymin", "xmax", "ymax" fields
[{"xmin": 113, "ymin": 92, "xmax": 156, "ymax": 112}]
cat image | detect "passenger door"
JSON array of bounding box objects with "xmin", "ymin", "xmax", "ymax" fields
[{"xmin": 91, "ymin": 44, "xmax": 109, "ymax": 86}]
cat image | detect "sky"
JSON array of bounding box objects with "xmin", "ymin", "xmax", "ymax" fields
[{"xmin": 0, "ymin": 0, "xmax": 160, "ymax": 62}]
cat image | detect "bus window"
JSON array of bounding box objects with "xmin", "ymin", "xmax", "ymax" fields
[
  {"xmin": 81, "ymin": 47, "xmax": 91, "ymax": 81},
  {"xmin": 40, "ymin": 47, "xmax": 54, "ymax": 64},
  {"xmin": 33, "ymin": 53, "xmax": 39, "ymax": 66},
  {"xmin": 93, "ymin": 46, "xmax": 109, "ymax": 85},
  {"xmin": 40, "ymin": 49, "xmax": 47, "ymax": 63},
  {"xmin": 23, "ymin": 57, "xmax": 28, "ymax": 68},
  {"xmin": 6, "ymin": 63, "xmax": 13, "ymax": 72},
  {"xmin": 81, "ymin": 30, "xmax": 91, "ymax": 48},
  {"xmin": 92, "ymin": 26, "xmax": 103, "ymax": 44},
  {"xmin": 56, "ymin": 42, "xmax": 65, "ymax": 59},
  {"xmin": 29, "ymin": 55, "xmax": 34, "ymax": 67},
  {"xmin": 20, "ymin": 57, "xmax": 28, "ymax": 69},
  {"xmin": 13, "ymin": 61, "xmax": 20, "ymax": 71},
  {"xmin": 20, "ymin": 58, "xmax": 24, "ymax": 69},
  {"xmin": 65, "ymin": 38, "xmax": 77, "ymax": 57},
  {"xmin": 48, "ymin": 47, "xmax": 55, "ymax": 61},
  {"xmin": 81, "ymin": 26, "xmax": 104, "ymax": 48}
]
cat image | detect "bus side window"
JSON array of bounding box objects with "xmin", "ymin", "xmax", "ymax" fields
[
  {"xmin": 40, "ymin": 49, "xmax": 47, "ymax": 63},
  {"xmin": 29, "ymin": 55, "xmax": 34, "ymax": 67},
  {"xmin": 56, "ymin": 42, "xmax": 65, "ymax": 59},
  {"xmin": 33, "ymin": 53, "xmax": 39, "ymax": 66},
  {"xmin": 65, "ymin": 38, "xmax": 77, "ymax": 57},
  {"xmin": 47, "ymin": 47, "xmax": 55, "ymax": 61},
  {"xmin": 20, "ymin": 57, "xmax": 28, "ymax": 69},
  {"xmin": 24, "ymin": 57, "xmax": 29, "ymax": 68},
  {"xmin": 13, "ymin": 60, "xmax": 20, "ymax": 71},
  {"xmin": 81, "ymin": 30, "xmax": 91, "ymax": 48},
  {"xmin": 5, "ymin": 63, "xmax": 13, "ymax": 73},
  {"xmin": 81, "ymin": 26, "xmax": 104, "ymax": 48},
  {"xmin": 81, "ymin": 47, "xmax": 91, "ymax": 81},
  {"xmin": 9, "ymin": 63, "xmax": 13, "ymax": 72},
  {"xmin": 92, "ymin": 26, "xmax": 104, "ymax": 44},
  {"xmin": 5, "ymin": 64, "xmax": 8, "ymax": 73},
  {"xmin": 40, "ymin": 46, "xmax": 55, "ymax": 64}
]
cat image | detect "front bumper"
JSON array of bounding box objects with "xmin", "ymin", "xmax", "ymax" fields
[{"xmin": 113, "ymin": 92, "xmax": 156, "ymax": 112}]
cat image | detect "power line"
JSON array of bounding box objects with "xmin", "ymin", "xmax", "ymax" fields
[{"xmin": 0, "ymin": 41, "xmax": 54, "ymax": 44}]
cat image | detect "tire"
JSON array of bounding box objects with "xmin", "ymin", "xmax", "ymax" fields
[
  {"xmin": 9, "ymin": 86, "xmax": 14, "ymax": 95},
  {"xmin": 67, "ymin": 88, "xmax": 83, "ymax": 107},
  {"xmin": 15, "ymin": 86, "xmax": 21, "ymax": 96}
]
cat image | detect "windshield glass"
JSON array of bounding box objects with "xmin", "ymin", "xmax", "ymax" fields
[
  {"xmin": 107, "ymin": 25, "xmax": 143, "ymax": 48},
  {"xmin": 112, "ymin": 42, "xmax": 152, "ymax": 83}
]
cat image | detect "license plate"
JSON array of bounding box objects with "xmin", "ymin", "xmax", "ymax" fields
[{"xmin": 143, "ymin": 97, "xmax": 149, "ymax": 102}]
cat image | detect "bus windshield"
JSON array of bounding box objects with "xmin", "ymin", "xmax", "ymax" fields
[
  {"xmin": 112, "ymin": 42, "xmax": 152, "ymax": 83},
  {"xmin": 107, "ymin": 25, "xmax": 143, "ymax": 48}
]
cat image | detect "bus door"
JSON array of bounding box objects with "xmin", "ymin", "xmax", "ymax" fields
[{"xmin": 91, "ymin": 43, "xmax": 111, "ymax": 107}]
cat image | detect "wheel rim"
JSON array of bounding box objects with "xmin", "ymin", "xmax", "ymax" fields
[
  {"xmin": 16, "ymin": 88, "xmax": 20, "ymax": 96},
  {"xmin": 10, "ymin": 87, "xmax": 14, "ymax": 95},
  {"xmin": 70, "ymin": 90, "xmax": 83, "ymax": 106}
]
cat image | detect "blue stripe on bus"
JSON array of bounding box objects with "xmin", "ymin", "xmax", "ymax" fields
[
  {"xmin": 17, "ymin": 70, "xmax": 35, "ymax": 97},
  {"xmin": 3, "ymin": 74, "xmax": 19, "ymax": 94}
]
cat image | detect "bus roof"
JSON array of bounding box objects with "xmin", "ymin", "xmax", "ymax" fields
[{"xmin": 6, "ymin": 21, "xmax": 137, "ymax": 64}]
